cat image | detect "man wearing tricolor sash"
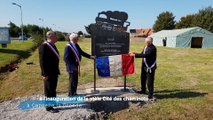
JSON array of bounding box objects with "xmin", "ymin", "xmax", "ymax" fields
[
  {"xmin": 131, "ymin": 36, "xmax": 157, "ymax": 100},
  {"xmin": 39, "ymin": 31, "xmax": 60, "ymax": 113},
  {"xmin": 64, "ymin": 33, "xmax": 95, "ymax": 96}
]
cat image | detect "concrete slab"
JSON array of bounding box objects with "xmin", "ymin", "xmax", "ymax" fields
[{"xmin": 85, "ymin": 87, "xmax": 135, "ymax": 96}]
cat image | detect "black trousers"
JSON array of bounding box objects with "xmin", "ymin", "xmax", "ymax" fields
[
  {"xmin": 44, "ymin": 75, "xmax": 58, "ymax": 97},
  {"xmin": 68, "ymin": 71, "xmax": 78, "ymax": 96},
  {"xmin": 44, "ymin": 75, "xmax": 58, "ymax": 110},
  {"xmin": 141, "ymin": 67, "xmax": 155, "ymax": 97}
]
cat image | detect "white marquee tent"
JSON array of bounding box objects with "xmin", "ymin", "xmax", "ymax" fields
[{"xmin": 151, "ymin": 27, "xmax": 213, "ymax": 48}]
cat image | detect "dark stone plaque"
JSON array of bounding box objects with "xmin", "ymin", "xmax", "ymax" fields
[
  {"xmin": 92, "ymin": 30, "xmax": 129, "ymax": 56},
  {"xmin": 86, "ymin": 11, "xmax": 130, "ymax": 56}
]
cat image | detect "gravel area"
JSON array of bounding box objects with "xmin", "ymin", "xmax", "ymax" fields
[{"xmin": 0, "ymin": 78, "xmax": 153, "ymax": 120}]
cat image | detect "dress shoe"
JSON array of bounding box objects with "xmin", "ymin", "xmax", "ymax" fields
[
  {"xmin": 46, "ymin": 107, "xmax": 59, "ymax": 113},
  {"xmin": 136, "ymin": 90, "xmax": 146, "ymax": 94},
  {"xmin": 48, "ymin": 108, "xmax": 59, "ymax": 113},
  {"xmin": 148, "ymin": 96, "xmax": 156, "ymax": 101},
  {"xmin": 148, "ymin": 95, "xmax": 153, "ymax": 99},
  {"xmin": 46, "ymin": 106, "xmax": 53, "ymax": 111},
  {"xmin": 69, "ymin": 93, "xmax": 78, "ymax": 96}
]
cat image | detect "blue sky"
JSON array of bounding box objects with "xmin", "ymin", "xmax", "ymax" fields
[{"xmin": 0, "ymin": 0, "xmax": 213, "ymax": 33}]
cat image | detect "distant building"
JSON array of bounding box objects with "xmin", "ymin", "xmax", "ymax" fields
[
  {"xmin": 151, "ymin": 27, "xmax": 213, "ymax": 48},
  {"xmin": 130, "ymin": 28, "xmax": 154, "ymax": 37}
]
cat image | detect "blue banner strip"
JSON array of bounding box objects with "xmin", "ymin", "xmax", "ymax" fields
[{"xmin": 18, "ymin": 95, "xmax": 86, "ymax": 110}]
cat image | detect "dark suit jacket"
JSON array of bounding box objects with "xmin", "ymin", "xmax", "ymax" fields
[
  {"xmin": 135, "ymin": 44, "xmax": 157, "ymax": 69},
  {"xmin": 64, "ymin": 41, "xmax": 91, "ymax": 73},
  {"xmin": 39, "ymin": 42, "xmax": 60, "ymax": 77}
]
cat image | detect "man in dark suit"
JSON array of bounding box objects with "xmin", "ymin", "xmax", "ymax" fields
[
  {"xmin": 64, "ymin": 33, "xmax": 95, "ymax": 96},
  {"xmin": 131, "ymin": 37, "xmax": 157, "ymax": 100},
  {"xmin": 39, "ymin": 31, "xmax": 60, "ymax": 113}
]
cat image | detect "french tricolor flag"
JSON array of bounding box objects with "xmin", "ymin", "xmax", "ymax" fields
[{"xmin": 96, "ymin": 54, "xmax": 134, "ymax": 77}]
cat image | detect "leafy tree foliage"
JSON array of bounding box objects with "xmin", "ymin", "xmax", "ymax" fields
[
  {"xmin": 153, "ymin": 11, "xmax": 176, "ymax": 32},
  {"xmin": 56, "ymin": 32, "xmax": 66, "ymax": 41},
  {"xmin": 8, "ymin": 22, "xmax": 53, "ymax": 45},
  {"xmin": 193, "ymin": 6, "xmax": 213, "ymax": 32},
  {"xmin": 8, "ymin": 21, "xmax": 20, "ymax": 37},
  {"xmin": 176, "ymin": 6, "xmax": 213, "ymax": 32},
  {"xmin": 176, "ymin": 14, "xmax": 196, "ymax": 29},
  {"xmin": 85, "ymin": 25, "xmax": 92, "ymax": 35}
]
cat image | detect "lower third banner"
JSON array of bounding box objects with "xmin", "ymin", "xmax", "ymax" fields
[{"xmin": 96, "ymin": 54, "xmax": 134, "ymax": 77}]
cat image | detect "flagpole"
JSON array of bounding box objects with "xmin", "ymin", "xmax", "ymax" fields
[
  {"xmin": 94, "ymin": 59, "xmax": 96, "ymax": 91},
  {"xmin": 124, "ymin": 75, "xmax": 127, "ymax": 90}
]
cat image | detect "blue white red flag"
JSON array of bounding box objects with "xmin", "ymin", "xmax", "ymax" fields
[{"xmin": 96, "ymin": 54, "xmax": 134, "ymax": 77}]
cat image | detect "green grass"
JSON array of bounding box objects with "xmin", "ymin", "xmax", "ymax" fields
[
  {"xmin": 0, "ymin": 40, "xmax": 36, "ymax": 68},
  {"xmin": 0, "ymin": 38, "xmax": 213, "ymax": 119},
  {"xmin": 0, "ymin": 38, "xmax": 94, "ymax": 101},
  {"xmin": 111, "ymin": 41, "xmax": 213, "ymax": 120}
]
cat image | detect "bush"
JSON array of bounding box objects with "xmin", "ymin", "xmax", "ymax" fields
[
  {"xmin": 84, "ymin": 34, "xmax": 91, "ymax": 38},
  {"xmin": 32, "ymin": 34, "xmax": 43, "ymax": 46},
  {"xmin": 56, "ymin": 32, "xmax": 66, "ymax": 41}
]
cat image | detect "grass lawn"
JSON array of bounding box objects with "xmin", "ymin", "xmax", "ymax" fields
[
  {"xmin": 0, "ymin": 40, "xmax": 36, "ymax": 69},
  {"xmin": 0, "ymin": 38, "xmax": 213, "ymax": 119},
  {"xmin": 111, "ymin": 41, "xmax": 213, "ymax": 119},
  {"xmin": 0, "ymin": 38, "xmax": 94, "ymax": 101}
]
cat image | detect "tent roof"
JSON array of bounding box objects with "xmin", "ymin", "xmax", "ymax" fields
[{"xmin": 151, "ymin": 27, "xmax": 199, "ymax": 38}]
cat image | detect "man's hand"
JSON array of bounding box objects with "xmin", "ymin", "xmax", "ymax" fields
[
  {"xmin": 90, "ymin": 56, "xmax": 96, "ymax": 59},
  {"xmin": 129, "ymin": 52, "xmax": 135, "ymax": 56},
  {"xmin": 42, "ymin": 76, "xmax": 49, "ymax": 80}
]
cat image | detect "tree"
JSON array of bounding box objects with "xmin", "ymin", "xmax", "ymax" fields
[
  {"xmin": 8, "ymin": 21, "xmax": 20, "ymax": 37},
  {"xmin": 153, "ymin": 11, "xmax": 176, "ymax": 32},
  {"xmin": 176, "ymin": 14, "xmax": 196, "ymax": 29},
  {"xmin": 25, "ymin": 24, "xmax": 42, "ymax": 36},
  {"xmin": 193, "ymin": 6, "xmax": 213, "ymax": 33},
  {"xmin": 31, "ymin": 27, "xmax": 51, "ymax": 45},
  {"xmin": 56, "ymin": 32, "xmax": 66, "ymax": 41},
  {"xmin": 85, "ymin": 25, "xmax": 92, "ymax": 35}
]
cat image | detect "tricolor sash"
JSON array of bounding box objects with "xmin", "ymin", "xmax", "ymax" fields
[
  {"xmin": 67, "ymin": 43, "xmax": 81, "ymax": 76},
  {"xmin": 143, "ymin": 46, "xmax": 156, "ymax": 73},
  {"xmin": 66, "ymin": 43, "xmax": 80, "ymax": 64},
  {"xmin": 44, "ymin": 41, "xmax": 59, "ymax": 59}
]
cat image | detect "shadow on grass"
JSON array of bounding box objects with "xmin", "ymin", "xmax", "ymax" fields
[
  {"xmin": 0, "ymin": 48, "xmax": 35, "ymax": 73},
  {"xmin": 0, "ymin": 49, "xmax": 31, "ymax": 58},
  {"xmin": 155, "ymin": 89, "xmax": 207, "ymax": 99}
]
